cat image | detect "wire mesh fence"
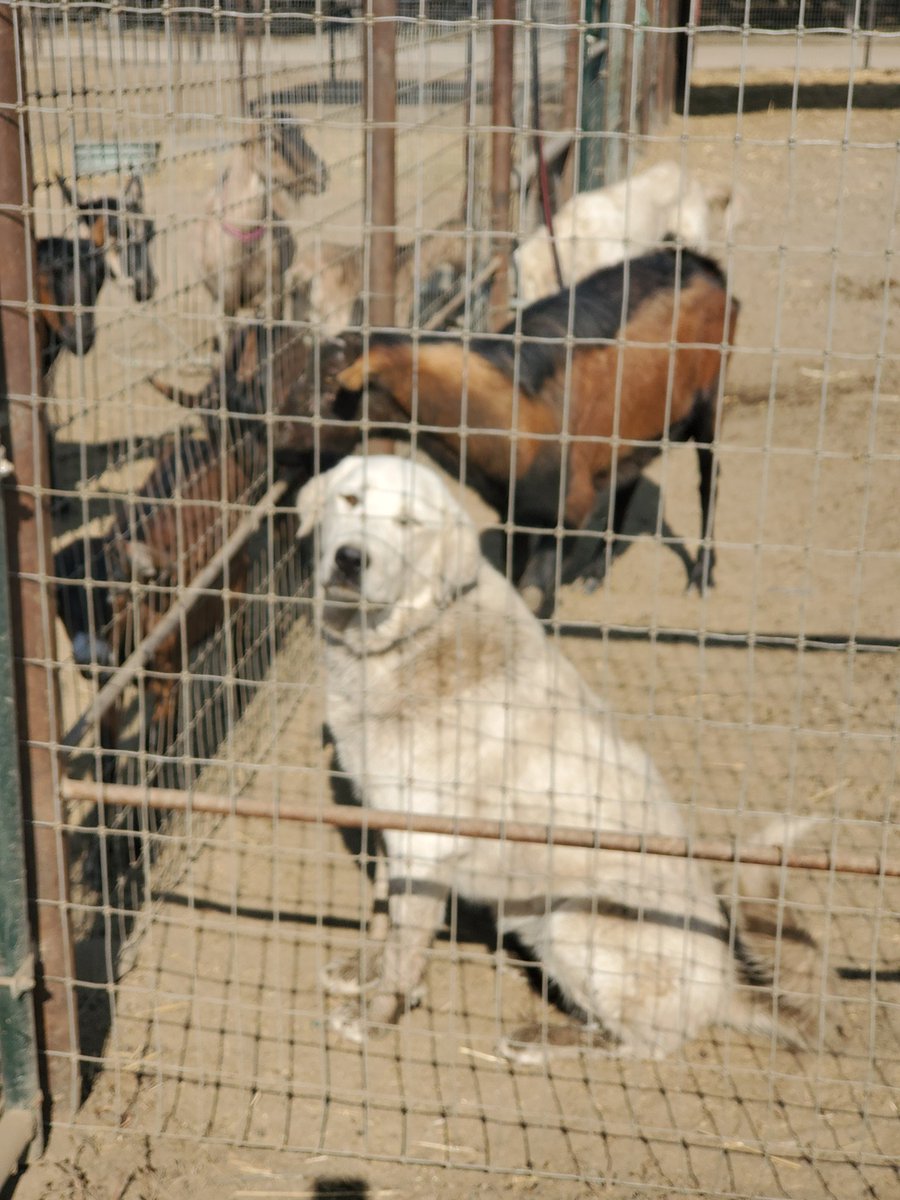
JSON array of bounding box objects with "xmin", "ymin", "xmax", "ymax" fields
[
  {"xmin": 1, "ymin": 1, "xmax": 898, "ymax": 1196},
  {"xmin": 697, "ymin": 0, "xmax": 900, "ymax": 31}
]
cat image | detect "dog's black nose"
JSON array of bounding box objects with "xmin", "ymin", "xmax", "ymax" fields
[{"xmin": 334, "ymin": 544, "xmax": 367, "ymax": 584}]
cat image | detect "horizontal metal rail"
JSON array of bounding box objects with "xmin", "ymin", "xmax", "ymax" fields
[
  {"xmin": 555, "ymin": 623, "xmax": 900, "ymax": 653},
  {"xmin": 61, "ymin": 476, "xmax": 291, "ymax": 753},
  {"xmin": 60, "ymin": 778, "xmax": 899, "ymax": 878}
]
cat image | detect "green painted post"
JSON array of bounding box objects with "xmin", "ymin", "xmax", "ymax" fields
[
  {"xmin": 0, "ymin": 471, "xmax": 42, "ymax": 1162},
  {"xmin": 577, "ymin": 0, "xmax": 609, "ymax": 192}
]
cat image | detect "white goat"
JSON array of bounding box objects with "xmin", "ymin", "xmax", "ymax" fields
[{"xmin": 514, "ymin": 160, "xmax": 737, "ymax": 305}]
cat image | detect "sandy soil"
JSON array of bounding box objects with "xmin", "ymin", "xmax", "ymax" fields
[{"xmin": 8, "ymin": 47, "xmax": 900, "ymax": 1200}]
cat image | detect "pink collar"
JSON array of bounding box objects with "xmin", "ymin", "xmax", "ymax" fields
[{"xmin": 220, "ymin": 219, "xmax": 266, "ymax": 243}]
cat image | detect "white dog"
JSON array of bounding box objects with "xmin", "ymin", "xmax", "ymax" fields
[
  {"xmin": 298, "ymin": 456, "xmax": 820, "ymax": 1060},
  {"xmin": 515, "ymin": 160, "xmax": 737, "ymax": 305}
]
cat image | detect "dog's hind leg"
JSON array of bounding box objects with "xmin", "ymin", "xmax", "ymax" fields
[{"xmin": 499, "ymin": 905, "xmax": 718, "ymax": 1062}]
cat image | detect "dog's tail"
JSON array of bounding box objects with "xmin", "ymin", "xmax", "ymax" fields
[{"xmin": 722, "ymin": 817, "xmax": 824, "ymax": 1048}]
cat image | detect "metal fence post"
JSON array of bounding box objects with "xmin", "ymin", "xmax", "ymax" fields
[
  {"xmin": 489, "ymin": 0, "xmax": 514, "ymax": 325},
  {"xmin": 365, "ymin": 0, "xmax": 397, "ymax": 329},
  {"xmin": 0, "ymin": 470, "xmax": 42, "ymax": 1181},
  {"xmin": 578, "ymin": 0, "xmax": 610, "ymax": 190},
  {"xmin": 0, "ymin": 0, "xmax": 80, "ymax": 1116}
]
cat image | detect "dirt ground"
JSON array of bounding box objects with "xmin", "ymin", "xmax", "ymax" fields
[{"xmin": 7, "ymin": 46, "xmax": 900, "ymax": 1200}]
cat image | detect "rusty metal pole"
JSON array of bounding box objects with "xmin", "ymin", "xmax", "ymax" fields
[
  {"xmin": 0, "ymin": 3, "xmax": 79, "ymax": 1116},
  {"xmin": 60, "ymin": 777, "xmax": 900, "ymax": 882},
  {"xmin": 365, "ymin": 0, "xmax": 397, "ymax": 329},
  {"xmin": 236, "ymin": 0, "xmax": 248, "ymax": 117},
  {"xmin": 489, "ymin": 0, "xmax": 515, "ymax": 327}
]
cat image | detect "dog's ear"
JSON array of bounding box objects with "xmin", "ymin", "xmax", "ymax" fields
[
  {"xmin": 433, "ymin": 510, "xmax": 481, "ymax": 607},
  {"xmin": 295, "ymin": 472, "xmax": 331, "ymax": 539}
]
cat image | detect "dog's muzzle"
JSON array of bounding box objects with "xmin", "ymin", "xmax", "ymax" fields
[
  {"xmin": 330, "ymin": 544, "xmax": 368, "ymax": 591},
  {"xmin": 322, "ymin": 544, "xmax": 372, "ymax": 629}
]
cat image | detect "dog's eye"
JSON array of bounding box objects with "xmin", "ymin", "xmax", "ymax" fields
[{"xmin": 339, "ymin": 493, "xmax": 359, "ymax": 509}]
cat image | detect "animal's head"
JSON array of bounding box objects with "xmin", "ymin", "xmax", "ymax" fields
[
  {"xmin": 103, "ymin": 174, "xmax": 157, "ymax": 302},
  {"xmin": 296, "ymin": 455, "xmax": 481, "ymax": 650},
  {"xmin": 118, "ymin": 207, "xmax": 157, "ymax": 303},
  {"xmin": 54, "ymin": 537, "xmax": 115, "ymax": 673},
  {"xmin": 59, "ymin": 172, "xmax": 157, "ymax": 302},
  {"xmin": 273, "ymin": 332, "xmax": 363, "ymax": 466},
  {"xmin": 215, "ymin": 321, "xmax": 312, "ymax": 439},
  {"xmin": 36, "ymin": 237, "xmax": 106, "ymax": 368},
  {"xmin": 267, "ymin": 112, "xmax": 331, "ymax": 199},
  {"xmin": 331, "ymin": 338, "xmax": 423, "ymax": 420},
  {"xmin": 102, "ymin": 536, "xmax": 174, "ymax": 659}
]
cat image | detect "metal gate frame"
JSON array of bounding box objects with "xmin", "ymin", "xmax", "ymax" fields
[
  {"xmin": 0, "ymin": 0, "xmax": 74, "ymax": 1157},
  {"xmin": 0, "ymin": 2, "xmax": 42, "ymax": 1174},
  {"xmin": 0, "ymin": 463, "xmax": 42, "ymax": 1184}
]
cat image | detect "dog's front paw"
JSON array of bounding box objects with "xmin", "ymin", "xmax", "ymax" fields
[
  {"xmin": 328, "ymin": 1000, "xmax": 374, "ymax": 1045},
  {"xmin": 327, "ymin": 987, "xmax": 425, "ymax": 1044},
  {"xmin": 321, "ymin": 948, "xmax": 383, "ymax": 996}
]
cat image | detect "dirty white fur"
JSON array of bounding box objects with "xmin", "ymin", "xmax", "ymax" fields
[
  {"xmin": 515, "ymin": 160, "xmax": 738, "ymax": 304},
  {"xmin": 299, "ymin": 456, "xmax": 819, "ymax": 1060}
]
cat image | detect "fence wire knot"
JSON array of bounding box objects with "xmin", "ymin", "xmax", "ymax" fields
[{"xmin": 0, "ymin": 952, "xmax": 36, "ymax": 999}]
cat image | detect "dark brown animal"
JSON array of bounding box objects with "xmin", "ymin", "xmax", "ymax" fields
[
  {"xmin": 56, "ymin": 433, "xmax": 258, "ymax": 779},
  {"xmin": 152, "ymin": 319, "xmax": 360, "ymax": 477},
  {"xmin": 318, "ymin": 248, "xmax": 738, "ymax": 616},
  {"xmin": 150, "ymin": 321, "xmax": 306, "ymax": 442},
  {"xmin": 36, "ymin": 235, "xmax": 109, "ymax": 512}
]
